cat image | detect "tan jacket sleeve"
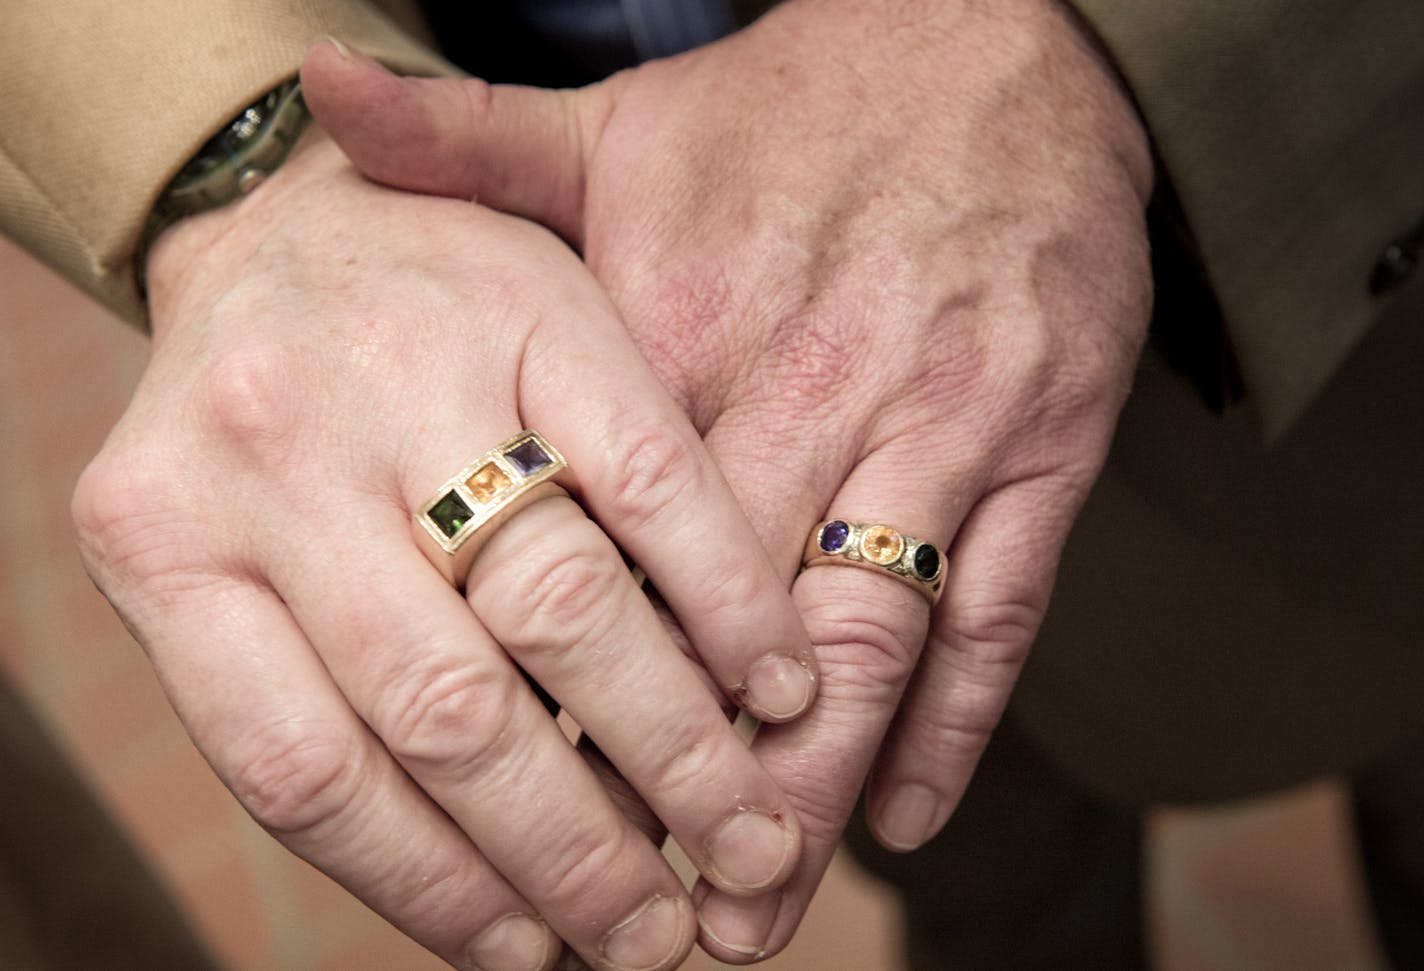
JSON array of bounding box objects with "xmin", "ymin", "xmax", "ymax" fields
[
  {"xmin": 1068, "ymin": 0, "xmax": 1424, "ymax": 436},
  {"xmin": 0, "ymin": 0, "xmax": 453, "ymax": 326}
]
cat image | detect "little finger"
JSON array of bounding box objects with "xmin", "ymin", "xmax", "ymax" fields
[
  {"xmin": 130, "ymin": 578, "xmax": 563, "ymax": 971},
  {"xmin": 865, "ymin": 476, "xmax": 1074, "ymax": 850}
]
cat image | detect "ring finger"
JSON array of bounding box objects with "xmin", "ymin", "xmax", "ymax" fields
[
  {"xmin": 403, "ymin": 418, "xmax": 805, "ymax": 901},
  {"xmin": 686, "ymin": 441, "xmax": 968, "ymax": 962},
  {"xmin": 273, "ymin": 504, "xmax": 700, "ymax": 970}
]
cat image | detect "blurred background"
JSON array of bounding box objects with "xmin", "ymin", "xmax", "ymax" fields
[{"xmin": 0, "ymin": 235, "xmax": 1390, "ymax": 969}]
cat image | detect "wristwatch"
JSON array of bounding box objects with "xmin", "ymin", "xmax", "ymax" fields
[{"xmin": 135, "ymin": 79, "xmax": 311, "ymax": 293}]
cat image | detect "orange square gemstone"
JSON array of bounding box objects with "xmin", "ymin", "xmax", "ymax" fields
[{"xmin": 465, "ymin": 462, "xmax": 512, "ymax": 504}]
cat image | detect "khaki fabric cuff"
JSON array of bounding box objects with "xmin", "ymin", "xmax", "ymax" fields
[{"xmin": 0, "ymin": 0, "xmax": 455, "ymax": 327}]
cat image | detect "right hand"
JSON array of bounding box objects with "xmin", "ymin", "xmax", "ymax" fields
[
  {"xmin": 71, "ymin": 128, "xmax": 814, "ymax": 971},
  {"xmin": 304, "ymin": 1, "xmax": 1154, "ymax": 958}
]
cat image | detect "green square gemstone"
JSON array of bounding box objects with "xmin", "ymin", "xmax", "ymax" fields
[{"xmin": 427, "ymin": 490, "xmax": 473, "ymax": 539}]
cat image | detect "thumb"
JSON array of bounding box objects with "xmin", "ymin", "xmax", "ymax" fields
[{"xmin": 300, "ymin": 37, "xmax": 603, "ymax": 245}]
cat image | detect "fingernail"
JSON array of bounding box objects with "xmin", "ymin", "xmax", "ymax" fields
[
  {"xmin": 877, "ymin": 782, "xmax": 942, "ymax": 851},
  {"xmin": 601, "ymin": 895, "xmax": 686, "ymax": 971},
  {"xmin": 466, "ymin": 913, "xmax": 553, "ymax": 971},
  {"xmin": 744, "ymin": 654, "xmax": 812, "ymax": 719},
  {"xmin": 697, "ymin": 913, "xmax": 764, "ymax": 959},
  {"xmin": 706, "ymin": 809, "xmax": 793, "ymax": 892},
  {"xmin": 321, "ymin": 35, "xmax": 353, "ymax": 59},
  {"xmin": 695, "ymin": 890, "xmax": 780, "ymax": 961}
]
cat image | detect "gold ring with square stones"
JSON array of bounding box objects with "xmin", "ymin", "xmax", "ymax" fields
[{"xmin": 413, "ymin": 430, "xmax": 572, "ymax": 588}]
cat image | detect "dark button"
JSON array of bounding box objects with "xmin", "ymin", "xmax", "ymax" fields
[{"xmin": 1370, "ymin": 219, "xmax": 1424, "ymax": 295}]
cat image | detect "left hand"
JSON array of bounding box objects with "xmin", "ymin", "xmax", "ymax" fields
[
  {"xmin": 305, "ymin": 0, "xmax": 1154, "ymax": 959},
  {"xmin": 76, "ymin": 128, "xmax": 812, "ymax": 971}
]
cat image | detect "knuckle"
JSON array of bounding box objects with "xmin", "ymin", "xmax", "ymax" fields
[
  {"xmin": 227, "ymin": 722, "xmax": 367, "ymax": 836},
  {"xmin": 935, "ymin": 724, "xmax": 994, "ymax": 768},
  {"xmin": 786, "ymin": 782, "xmax": 857, "ymax": 845},
  {"xmin": 768, "ymin": 306, "xmax": 871, "ymax": 414},
  {"xmin": 457, "ymin": 74, "xmax": 496, "ymax": 130},
  {"xmin": 377, "ymin": 661, "xmax": 517, "ymax": 773},
  {"xmin": 691, "ymin": 563, "xmax": 765, "ymax": 627},
  {"xmin": 598, "ymin": 422, "xmax": 703, "ymax": 529},
  {"xmin": 636, "ymin": 265, "xmax": 734, "ymax": 358},
  {"xmin": 804, "ymin": 585, "xmax": 922, "ymax": 696},
  {"xmin": 634, "ymin": 717, "xmax": 727, "ymax": 802},
  {"xmin": 1044, "ymin": 366, "xmax": 1113, "ymax": 422},
  {"xmin": 829, "ymin": 617, "xmax": 919, "ymax": 692},
  {"xmin": 943, "ymin": 594, "xmax": 1043, "ymax": 667},
  {"xmin": 916, "ymin": 305, "xmax": 1060, "ymax": 418},
  {"xmin": 975, "ymin": 313, "xmax": 1057, "ymax": 401},
  {"xmin": 194, "ymin": 345, "xmax": 301, "ymax": 465},
  {"xmin": 898, "ymin": 345, "xmax": 989, "ymax": 432},
  {"xmin": 903, "ymin": 692, "xmax": 1000, "ymax": 766},
  {"xmin": 71, "ymin": 448, "xmax": 199, "ymax": 589},
  {"xmin": 71, "ymin": 451, "xmax": 156, "ymax": 562},
  {"xmin": 985, "ymin": 307, "xmax": 1131, "ymax": 429},
  {"xmin": 1036, "ymin": 338, "xmax": 1124, "ymax": 422},
  {"xmin": 496, "ymin": 540, "xmax": 623, "ymax": 655},
  {"xmin": 391, "ymin": 855, "xmax": 480, "ymax": 933},
  {"xmin": 535, "ymin": 830, "xmax": 632, "ymax": 917},
  {"xmin": 759, "ymin": 735, "xmax": 865, "ymax": 843}
]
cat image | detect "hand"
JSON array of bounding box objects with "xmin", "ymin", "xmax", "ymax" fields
[
  {"xmin": 305, "ymin": 0, "xmax": 1155, "ymax": 958},
  {"xmin": 72, "ymin": 128, "xmax": 817, "ymax": 971}
]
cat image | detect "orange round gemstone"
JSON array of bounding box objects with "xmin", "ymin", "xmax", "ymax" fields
[{"xmin": 860, "ymin": 525, "xmax": 904, "ymax": 565}]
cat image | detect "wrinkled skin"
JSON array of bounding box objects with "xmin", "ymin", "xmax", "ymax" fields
[
  {"xmin": 73, "ymin": 128, "xmax": 824, "ymax": 971},
  {"xmin": 305, "ymin": 0, "xmax": 1153, "ymax": 960}
]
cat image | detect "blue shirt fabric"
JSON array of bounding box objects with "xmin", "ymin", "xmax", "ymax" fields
[{"xmin": 518, "ymin": 0, "xmax": 735, "ymax": 62}]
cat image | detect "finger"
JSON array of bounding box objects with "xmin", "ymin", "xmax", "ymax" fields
[
  {"xmin": 557, "ymin": 735, "xmax": 670, "ymax": 971},
  {"xmin": 575, "ymin": 733, "xmax": 668, "ymax": 850},
  {"xmin": 468, "ymin": 495, "xmax": 802, "ymax": 897},
  {"xmin": 864, "ymin": 476, "xmax": 1073, "ymax": 850},
  {"xmin": 687, "ymin": 444, "xmax": 962, "ymax": 962},
  {"xmin": 698, "ymin": 410, "xmax": 861, "ymax": 581},
  {"xmin": 512, "ymin": 264, "xmax": 818, "ymax": 723},
  {"xmin": 302, "ymin": 37, "xmax": 601, "ymax": 244},
  {"xmin": 696, "ymin": 569, "xmax": 929, "ymax": 963},
  {"xmin": 130, "ymin": 578, "xmax": 564, "ymax": 971},
  {"xmin": 309, "ymin": 53, "xmax": 819, "ymax": 715},
  {"xmin": 271, "ymin": 514, "xmax": 699, "ymax": 970}
]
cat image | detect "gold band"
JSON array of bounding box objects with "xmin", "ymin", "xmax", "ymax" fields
[
  {"xmin": 413, "ymin": 430, "xmax": 571, "ymax": 587},
  {"xmin": 801, "ymin": 519, "xmax": 944, "ymax": 605}
]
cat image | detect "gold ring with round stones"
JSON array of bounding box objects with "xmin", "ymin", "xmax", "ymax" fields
[
  {"xmin": 413, "ymin": 430, "xmax": 572, "ymax": 588},
  {"xmin": 801, "ymin": 519, "xmax": 944, "ymax": 605}
]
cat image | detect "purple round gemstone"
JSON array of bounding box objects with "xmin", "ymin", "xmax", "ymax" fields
[{"xmin": 819, "ymin": 520, "xmax": 850, "ymax": 553}]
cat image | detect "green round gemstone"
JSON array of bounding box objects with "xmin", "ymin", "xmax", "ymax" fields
[{"xmin": 913, "ymin": 543, "xmax": 941, "ymax": 582}]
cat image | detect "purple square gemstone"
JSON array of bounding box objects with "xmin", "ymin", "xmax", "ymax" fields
[
  {"xmin": 819, "ymin": 520, "xmax": 850, "ymax": 554},
  {"xmin": 505, "ymin": 438, "xmax": 553, "ymax": 477}
]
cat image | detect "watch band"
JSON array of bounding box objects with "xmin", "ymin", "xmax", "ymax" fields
[{"xmin": 135, "ymin": 79, "xmax": 311, "ymax": 295}]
